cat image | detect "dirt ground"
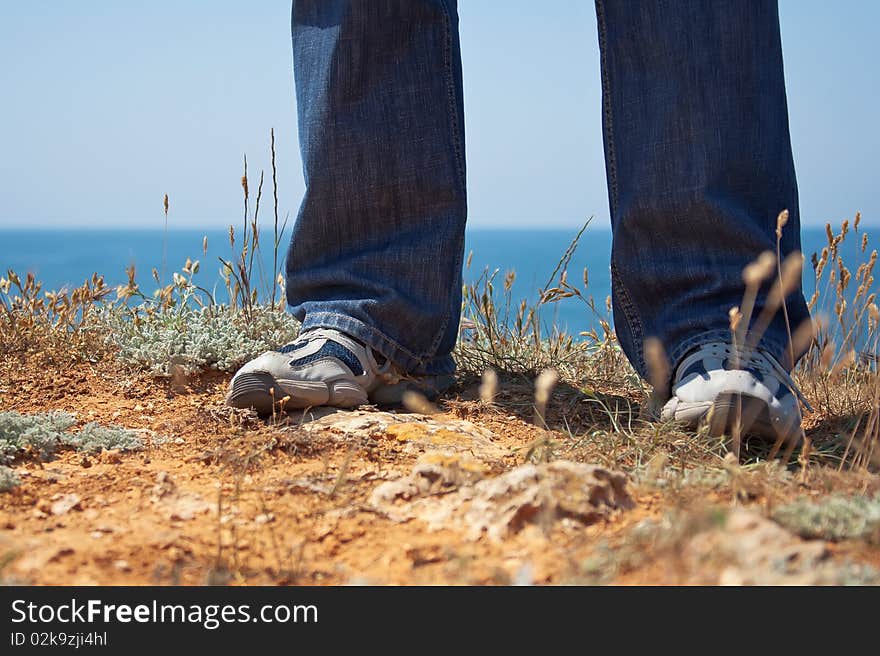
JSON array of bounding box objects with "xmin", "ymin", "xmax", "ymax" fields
[{"xmin": 1, "ymin": 355, "xmax": 879, "ymax": 586}]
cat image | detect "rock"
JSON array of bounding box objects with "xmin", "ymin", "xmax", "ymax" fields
[
  {"xmin": 151, "ymin": 471, "xmax": 176, "ymax": 500},
  {"xmin": 370, "ymin": 453, "xmax": 487, "ymax": 505},
  {"xmin": 147, "ymin": 530, "xmax": 180, "ymax": 549},
  {"xmin": 459, "ymin": 461, "xmax": 633, "ymax": 541},
  {"xmin": 167, "ymin": 494, "xmax": 212, "ymax": 521},
  {"xmin": 373, "ymin": 459, "xmax": 634, "ymax": 542},
  {"xmin": 284, "ymin": 478, "xmax": 331, "ymax": 495},
  {"xmin": 300, "ymin": 410, "xmax": 508, "ymax": 462},
  {"xmin": 99, "ymin": 449, "xmax": 122, "ymax": 465},
  {"xmin": 50, "ymin": 493, "xmax": 82, "ymax": 516},
  {"xmin": 149, "ymin": 472, "xmax": 211, "ymax": 520},
  {"xmin": 683, "ymin": 509, "xmax": 833, "ymax": 585},
  {"xmin": 311, "ymin": 511, "xmax": 341, "ymax": 541},
  {"xmin": 405, "ymin": 544, "xmax": 445, "ymax": 566},
  {"xmin": 48, "ymin": 547, "xmax": 74, "ymax": 562}
]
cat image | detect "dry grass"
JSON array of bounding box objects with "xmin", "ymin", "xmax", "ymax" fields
[
  {"xmin": 0, "ymin": 133, "xmax": 880, "ymax": 583},
  {"xmin": 4, "ymin": 210, "xmax": 880, "ymax": 481},
  {"xmin": 455, "ymin": 210, "xmax": 880, "ymax": 480},
  {"xmin": 2, "ymin": 135, "xmax": 880, "ymax": 583},
  {"xmin": 0, "ymin": 270, "xmax": 113, "ymax": 363}
]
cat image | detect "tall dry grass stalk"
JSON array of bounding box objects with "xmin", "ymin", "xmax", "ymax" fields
[
  {"xmin": 0, "ymin": 270, "xmax": 113, "ymax": 359},
  {"xmin": 270, "ymin": 128, "xmax": 289, "ymax": 309},
  {"xmin": 455, "ymin": 218, "xmax": 632, "ymax": 395},
  {"xmin": 215, "ymin": 132, "xmax": 290, "ymax": 317},
  {"xmin": 793, "ymin": 214, "xmax": 880, "ymax": 470},
  {"xmin": 534, "ymin": 368, "xmax": 559, "ymax": 428},
  {"xmin": 161, "ymin": 193, "xmax": 170, "ymax": 286},
  {"xmin": 479, "ymin": 368, "xmax": 499, "ymax": 404}
]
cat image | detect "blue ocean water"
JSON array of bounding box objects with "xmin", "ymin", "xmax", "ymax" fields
[{"xmin": 0, "ymin": 226, "xmax": 870, "ymax": 335}]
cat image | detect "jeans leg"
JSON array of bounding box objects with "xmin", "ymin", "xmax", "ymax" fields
[
  {"xmin": 287, "ymin": 0, "xmax": 466, "ymax": 375},
  {"xmin": 594, "ymin": 0, "xmax": 810, "ymax": 379}
]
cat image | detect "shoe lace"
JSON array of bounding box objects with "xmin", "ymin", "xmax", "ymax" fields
[
  {"xmin": 297, "ymin": 328, "xmax": 404, "ymax": 383},
  {"xmin": 694, "ymin": 342, "xmax": 813, "ymax": 413},
  {"xmin": 760, "ymin": 350, "xmax": 813, "ymax": 413}
]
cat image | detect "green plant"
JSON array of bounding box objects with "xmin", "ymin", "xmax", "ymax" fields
[
  {"xmin": 772, "ymin": 494, "xmax": 880, "ymax": 541},
  {"xmin": 0, "ymin": 411, "xmax": 77, "ymax": 464},
  {"xmin": 0, "ymin": 467, "xmax": 20, "ymax": 493},
  {"xmin": 65, "ymin": 422, "xmax": 144, "ymax": 455},
  {"xmin": 100, "ymin": 303, "xmax": 299, "ymax": 376},
  {"xmin": 0, "ymin": 411, "xmax": 142, "ymax": 464}
]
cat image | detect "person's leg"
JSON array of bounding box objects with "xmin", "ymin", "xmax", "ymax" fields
[
  {"xmin": 286, "ymin": 0, "xmax": 467, "ymax": 377},
  {"xmin": 228, "ymin": 0, "xmax": 466, "ymax": 412},
  {"xmin": 594, "ymin": 0, "xmax": 810, "ymax": 440},
  {"xmin": 595, "ymin": 0, "xmax": 809, "ymax": 378}
]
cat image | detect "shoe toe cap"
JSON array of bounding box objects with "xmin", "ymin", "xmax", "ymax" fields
[{"xmin": 232, "ymin": 351, "xmax": 290, "ymax": 378}]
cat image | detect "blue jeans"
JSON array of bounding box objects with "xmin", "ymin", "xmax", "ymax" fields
[{"xmin": 286, "ymin": 0, "xmax": 810, "ymax": 380}]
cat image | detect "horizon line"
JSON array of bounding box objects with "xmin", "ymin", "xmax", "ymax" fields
[{"xmin": 0, "ymin": 222, "xmax": 868, "ymax": 231}]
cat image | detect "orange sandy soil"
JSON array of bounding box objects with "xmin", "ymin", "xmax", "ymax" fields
[{"xmin": 1, "ymin": 355, "xmax": 878, "ymax": 586}]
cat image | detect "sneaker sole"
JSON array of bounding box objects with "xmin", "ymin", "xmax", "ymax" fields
[
  {"xmin": 670, "ymin": 393, "xmax": 799, "ymax": 444},
  {"xmin": 707, "ymin": 392, "xmax": 776, "ymax": 441},
  {"xmin": 226, "ymin": 372, "xmax": 368, "ymax": 415}
]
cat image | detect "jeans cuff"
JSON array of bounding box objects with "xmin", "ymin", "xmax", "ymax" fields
[{"xmin": 299, "ymin": 311, "xmax": 456, "ymax": 376}]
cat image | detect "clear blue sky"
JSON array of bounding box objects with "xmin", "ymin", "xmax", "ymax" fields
[{"xmin": 0, "ymin": 1, "xmax": 877, "ymax": 229}]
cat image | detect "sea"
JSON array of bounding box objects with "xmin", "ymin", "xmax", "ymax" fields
[{"xmin": 0, "ymin": 227, "xmax": 871, "ymax": 337}]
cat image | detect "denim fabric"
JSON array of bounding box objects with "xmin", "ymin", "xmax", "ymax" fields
[
  {"xmin": 287, "ymin": 0, "xmax": 466, "ymax": 375},
  {"xmin": 596, "ymin": 0, "xmax": 809, "ymax": 378},
  {"xmin": 286, "ymin": 0, "xmax": 809, "ymax": 379}
]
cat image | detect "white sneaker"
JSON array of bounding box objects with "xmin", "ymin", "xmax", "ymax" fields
[
  {"xmin": 226, "ymin": 328, "xmax": 452, "ymax": 414},
  {"xmin": 660, "ymin": 342, "xmax": 811, "ymax": 443}
]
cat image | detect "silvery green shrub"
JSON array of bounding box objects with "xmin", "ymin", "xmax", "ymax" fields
[
  {"xmin": 0, "ymin": 411, "xmax": 143, "ymax": 463},
  {"xmin": 0, "ymin": 411, "xmax": 76, "ymax": 464},
  {"xmin": 0, "ymin": 466, "xmax": 20, "ymax": 492},
  {"xmin": 66, "ymin": 422, "xmax": 143, "ymax": 455},
  {"xmin": 99, "ymin": 304, "xmax": 299, "ymax": 376},
  {"xmin": 773, "ymin": 494, "xmax": 880, "ymax": 541}
]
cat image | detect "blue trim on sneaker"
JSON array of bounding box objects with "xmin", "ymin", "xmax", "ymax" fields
[
  {"xmin": 299, "ymin": 311, "xmax": 457, "ymax": 375},
  {"xmin": 668, "ymin": 330, "xmax": 788, "ymax": 384},
  {"xmin": 679, "ymin": 360, "xmax": 709, "ymax": 382},
  {"xmin": 287, "ymin": 342, "xmax": 364, "ymax": 376},
  {"xmin": 679, "ymin": 351, "xmax": 770, "ymax": 384}
]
